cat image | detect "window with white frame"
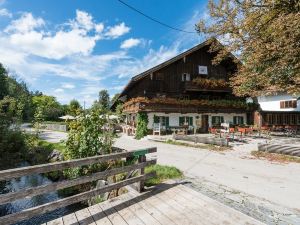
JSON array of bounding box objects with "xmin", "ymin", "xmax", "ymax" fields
[{"xmin": 181, "ymin": 73, "xmax": 190, "ymax": 82}]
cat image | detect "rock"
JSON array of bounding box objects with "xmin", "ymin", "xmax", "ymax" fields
[{"xmin": 48, "ymin": 149, "xmax": 64, "ymax": 162}]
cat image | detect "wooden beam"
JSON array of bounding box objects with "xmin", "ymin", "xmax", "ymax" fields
[
  {"xmin": 0, "ymin": 172, "xmax": 156, "ymax": 225},
  {"xmin": 0, "ymin": 160, "xmax": 157, "ymax": 205},
  {"xmin": 0, "ymin": 148, "xmax": 157, "ymax": 181}
]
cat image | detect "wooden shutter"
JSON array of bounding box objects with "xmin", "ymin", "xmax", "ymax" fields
[
  {"xmin": 179, "ymin": 117, "xmax": 184, "ymax": 126},
  {"xmin": 240, "ymin": 116, "xmax": 244, "ymax": 125},
  {"xmin": 233, "ymin": 116, "xmax": 237, "ymax": 125},
  {"xmin": 212, "ymin": 116, "xmax": 216, "ymax": 125},
  {"xmin": 280, "ymin": 101, "xmax": 284, "ymax": 109},
  {"xmin": 166, "ymin": 117, "xmax": 169, "ymax": 128},
  {"xmin": 220, "ymin": 116, "xmax": 224, "ymax": 123},
  {"xmin": 189, "ymin": 117, "xmax": 193, "ymax": 126},
  {"xmin": 292, "ymin": 100, "xmax": 297, "ymax": 108}
]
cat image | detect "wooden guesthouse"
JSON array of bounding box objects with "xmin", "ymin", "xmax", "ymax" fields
[{"xmin": 113, "ymin": 39, "xmax": 256, "ymax": 135}]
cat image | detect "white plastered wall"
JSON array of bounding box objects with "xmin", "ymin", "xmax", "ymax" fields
[{"xmin": 146, "ymin": 112, "xmax": 247, "ymax": 129}]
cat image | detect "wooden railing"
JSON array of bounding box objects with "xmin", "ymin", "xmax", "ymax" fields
[{"xmin": 0, "ymin": 147, "xmax": 157, "ymax": 225}]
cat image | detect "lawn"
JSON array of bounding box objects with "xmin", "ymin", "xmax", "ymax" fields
[{"xmin": 145, "ymin": 164, "xmax": 183, "ymax": 187}]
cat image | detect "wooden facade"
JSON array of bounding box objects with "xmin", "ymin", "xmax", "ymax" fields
[
  {"xmin": 114, "ymin": 39, "xmax": 254, "ymax": 132},
  {"xmin": 115, "ymin": 39, "xmax": 246, "ymax": 112}
]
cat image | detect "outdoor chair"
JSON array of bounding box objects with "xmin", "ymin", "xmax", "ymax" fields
[{"xmin": 153, "ymin": 123, "xmax": 161, "ymax": 136}]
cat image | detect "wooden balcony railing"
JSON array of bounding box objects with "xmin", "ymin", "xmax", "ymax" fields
[
  {"xmin": 0, "ymin": 148, "xmax": 157, "ymax": 225},
  {"xmin": 184, "ymin": 81, "xmax": 231, "ymax": 92}
]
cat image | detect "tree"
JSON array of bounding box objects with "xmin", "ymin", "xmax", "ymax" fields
[
  {"xmin": 32, "ymin": 95, "xmax": 63, "ymax": 120},
  {"xmin": 98, "ymin": 89, "xmax": 110, "ymax": 110},
  {"xmin": 0, "ymin": 63, "xmax": 8, "ymax": 100},
  {"xmin": 68, "ymin": 99, "xmax": 82, "ymax": 116},
  {"xmin": 111, "ymin": 93, "xmax": 120, "ymax": 105},
  {"xmin": 196, "ymin": 0, "xmax": 300, "ymax": 96}
]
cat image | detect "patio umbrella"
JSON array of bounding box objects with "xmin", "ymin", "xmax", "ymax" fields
[{"xmin": 59, "ymin": 115, "xmax": 75, "ymax": 120}]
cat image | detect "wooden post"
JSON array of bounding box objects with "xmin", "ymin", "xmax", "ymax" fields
[{"xmin": 138, "ymin": 155, "xmax": 146, "ymax": 192}]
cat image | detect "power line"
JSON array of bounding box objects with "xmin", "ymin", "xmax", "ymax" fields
[{"xmin": 117, "ymin": 0, "xmax": 198, "ymax": 34}]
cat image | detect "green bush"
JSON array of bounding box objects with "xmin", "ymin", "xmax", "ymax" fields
[
  {"xmin": 135, "ymin": 112, "xmax": 148, "ymax": 139},
  {"xmin": 64, "ymin": 108, "xmax": 115, "ymax": 178}
]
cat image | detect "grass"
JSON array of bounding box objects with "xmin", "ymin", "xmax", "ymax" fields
[
  {"xmin": 38, "ymin": 140, "xmax": 66, "ymax": 153},
  {"xmin": 165, "ymin": 139, "xmax": 230, "ymax": 152},
  {"xmin": 251, "ymin": 151, "xmax": 300, "ymax": 164},
  {"xmin": 145, "ymin": 164, "xmax": 183, "ymax": 187}
]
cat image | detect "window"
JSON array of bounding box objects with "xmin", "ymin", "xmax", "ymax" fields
[
  {"xmin": 155, "ymin": 73, "xmax": 164, "ymax": 81},
  {"xmin": 280, "ymin": 100, "xmax": 297, "ymax": 109},
  {"xmin": 211, "ymin": 116, "xmax": 224, "ymax": 126},
  {"xmin": 181, "ymin": 73, "xmax": 190, "ymax": 82},
  {"xmin": 233, "ymin": 116, "xmax": 244, "ymax": 125},
  {"xmin": 179, "ymin": 116, "xmax": 193, "ymax": 126},
  {"xmin": 154, "ymin": 116, "xmax": 169, "ymax": 127}
]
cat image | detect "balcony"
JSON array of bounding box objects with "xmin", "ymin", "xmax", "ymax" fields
[
  {"xmin": 122, "ymin": 97, "xmax": 258, "ymax": 114},
  {"xmin": 184, "ymin": 78, "xmax": 231, "ymax": 92}
]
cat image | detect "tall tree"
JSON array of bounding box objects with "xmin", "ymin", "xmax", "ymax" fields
[
  {"xmin": 98, "ymin": 89, "xmax": 110, "ymax": 109},
  {"xmin": 197, "ymin": 0, "xmax": 300, "ymax": 97},
  {"xmin": 0, "ymin": 63, "xmax": 8, "ymax": 100},
  {"xmin": 68, "ymin": 99, "xmax": 82, "ymax": 116},
  {"xmin": 32, "ymin": 95, "xmax": 64, "ymax": 120}
]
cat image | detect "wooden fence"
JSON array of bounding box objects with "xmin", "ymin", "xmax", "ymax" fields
[{"xmin": 0, "ymin": 147, "xmax": 157, "ymax": 225}]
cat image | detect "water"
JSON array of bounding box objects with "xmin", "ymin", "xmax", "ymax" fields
[{"xmin": 0, "ymin": 162, "xmax": 83, "ymax": 225}]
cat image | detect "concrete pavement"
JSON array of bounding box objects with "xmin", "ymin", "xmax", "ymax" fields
[{"xmin": 114, "ymin": 134, "xmax": 300, "ymax": 211}]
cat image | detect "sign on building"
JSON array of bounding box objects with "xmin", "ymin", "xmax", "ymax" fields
[{"xmin": 198, "ymin": 65, "xmax": 208, "ymax": 75}]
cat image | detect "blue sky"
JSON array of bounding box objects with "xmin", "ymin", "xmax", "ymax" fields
[{"xmin": 0, "ymin": 0, "xmax": 209, "ymax": 106}]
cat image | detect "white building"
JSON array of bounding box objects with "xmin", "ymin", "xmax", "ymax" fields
[{"xmin": 254, "ymin": 94, "xmax": 300, "ymax": 127}]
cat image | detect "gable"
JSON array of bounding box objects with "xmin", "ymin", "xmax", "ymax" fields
[{"xmin": 112, "ymin": 38, "xmax": 239, "ymax": 106}]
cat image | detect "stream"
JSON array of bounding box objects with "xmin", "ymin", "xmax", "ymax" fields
[{"xmin": 0, "ymin": 162, "xmax": 83, "ymax": 225}]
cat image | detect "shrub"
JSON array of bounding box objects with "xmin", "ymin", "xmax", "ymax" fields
[
  {"xmin": 64, "ymin": 108, "xmax": 115, "ymax": 178},
  {"xmin": 135, "ymin": 112, "xmax": 148, "ymax": 139}
]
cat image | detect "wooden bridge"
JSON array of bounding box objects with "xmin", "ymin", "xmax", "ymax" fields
[{"xmin": 0, "ymin": 147, "xmax": 263, "ymax": 225}]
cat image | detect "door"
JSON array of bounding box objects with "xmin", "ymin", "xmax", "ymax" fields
[{"xmin": 201, "ymin": 115, "xmax": 209, "ymax": 133}]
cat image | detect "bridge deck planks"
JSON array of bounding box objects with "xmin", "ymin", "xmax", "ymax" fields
[{"xmin": 46, "ymin": 183, "xmax": 263, "ymax": 225}]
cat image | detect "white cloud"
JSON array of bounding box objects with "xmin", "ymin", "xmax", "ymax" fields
[
  {"xmin": 3, "ymin": 12, "xmax": 103, "ymax": 60},
  {"xmin": 74, "ymin": 10, "xmax": 94, "ymax": 31},
  {"xmin": 95, "ymin": 23, "xmax": 104, "ymax": 33},
  {"xmin": 120, "ymin": 38, "xmax": 141, "ymax": 49},
  {"xmin": 105, "ymin": 22, "xmax": 130, "ymax": 39},
  {"xmin": 62, "ymin": 83, "xmax": 75, "ymax": 89},
  {"xmin": 0, "ymin": 7, "xmax": 204, "ymax": 107},
  {"xmin": 54, "ymin": 88, "xmax": 64, "ymax": 93},
  {"xmin": 5, "ymin": 12, "xmax": 45, "ymax": 33},
  {"xmin": 0, "ymin": 8, "xmax": 11, "ymax": 18}
]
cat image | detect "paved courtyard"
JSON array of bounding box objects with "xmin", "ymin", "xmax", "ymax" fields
[
  {"xmin": 30, "ymin": 126, "xmax": 300, "ymax": 224},
  {"xmin": 114, "ymin": 134, "xmax": 300, "ymax": 224}
]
